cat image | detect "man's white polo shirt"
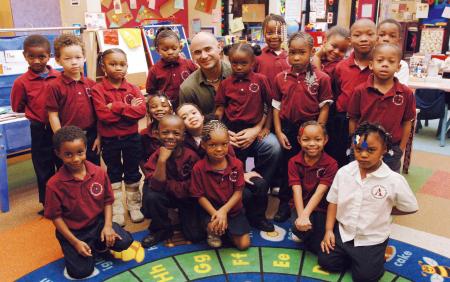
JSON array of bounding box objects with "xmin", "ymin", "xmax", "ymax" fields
[{"xmin": 326, "ymin": 161, "xmax": 418, "ymax": 247}]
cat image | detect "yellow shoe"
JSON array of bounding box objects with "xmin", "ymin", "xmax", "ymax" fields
[{"xmin": 110, "ymin": 241, "xmax": 145, "ymax": 263}]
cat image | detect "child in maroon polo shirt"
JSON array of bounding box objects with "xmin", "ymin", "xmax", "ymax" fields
[
  {"xmin": 348, "ymin": 43, "xmax": 416, "ymax": 172},
  {"xmin": 273, "ymin": 31, "xmax": 333, "ymax": 223},
  {"xmin": 288, "ymin": 121, "xmax": 338, "ymax": 254},
  {"xmin": 10, "ymin": 35, "xmax": 60, "ymax": 213},
  {"xmin": 215, "ymin": 42, "xmax": 278, "ymax": 232},
  {"xmin": 44, "ymin": 126, "xmax": 133, "ymax": 279},
  {"xmin": 191, "ymin": 120, "xmax": 251, "ymax": 250},
  {"xmin": 91, "ymin": 48, "xmax": 147, "ymax": 225},
  {"xmin": 46, "ymin": 34, "xmax": 100, "ymax": 165},
  {"xmin": 311, "ymin": 26, "xmax": 350, "ymax": 78},
  {"xmin": 141, "ymin": 115, "xmax": 204, "ymax": 248},
  {"xmin": 326, "ymin": 19, "xmax": 377, "ymax": 168},
  {"xmin": 146, "ymin": 27, "xmax": 197, "ymax": 109},
  {"xmin": 140, "ymin": 93, "xmax": 173, "ymax": 172}
]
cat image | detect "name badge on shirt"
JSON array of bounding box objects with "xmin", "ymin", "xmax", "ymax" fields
[{"xmin": 371, "ymin": 185, "xmax": 388, "ymax": 199}]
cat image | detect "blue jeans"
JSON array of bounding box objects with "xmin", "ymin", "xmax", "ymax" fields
[{"xmin": 234, "ymin": 133, "xmax": 282, "ymax": 180}]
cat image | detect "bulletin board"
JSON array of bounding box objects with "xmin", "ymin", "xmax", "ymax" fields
[
  {"xmin": 100, "ymin": 0, "xmax": 189, "ymax": 32},
  {"xmin": 142, "ymin": 24, "xmax": 191, "ymax": 65}
]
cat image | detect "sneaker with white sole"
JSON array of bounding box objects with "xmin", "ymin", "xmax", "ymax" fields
[{"xmin": 207, "ymin": 233, "xmax": 222, "ymax": 248}]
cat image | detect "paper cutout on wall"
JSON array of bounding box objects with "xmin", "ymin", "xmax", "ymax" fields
[
  {"xmin": 118, "ymin": 29, "xmax": 143, "ymax": 48},
  {"xmin": 195, "ymin": 0, "xmax": 217, "ymax": 14},
  {"xmin": 192, "ymin": 18, "xmax": 201, "ymax": 33},
  {"xmin": 148, "ymin": 0, "xmax": 156, "ymax": 10},
  {"xmin": 160, "ymin": 0, "xmax": 180, "ymax": 17},
  {"xmin": 85, "ymin": 12, "xmax": 107, "ymax": 30},
  {"xmin": 212, "ymin": 8, "xmax": 221, "ymax": 23},
  {"xmin": 101, "ymin": 0, "xmax": 112, "ymax": 8},
  {"xmin": 113, "ymin": 0, "xmax": 122, "ymax": 14},
  {"xmin": 174, "ymin": 0, "xmax": 184, "ymax": 10},
  {"xmin": 242, "ymin": 4, "xmax": 265, "ymax": 22},
  {"xmin": 416, "ymin": 3, "xmax": 429, "ymax": 19},
  {"xmin": 103, "ymin": 29, "xmax": 119, "ymax": 45},
  {"xmin": 136, "ymin": 5, "xmax": 159, "ymax": 23},
  {"xmin": 230, "ymin": 17, "xmax": 245, "ymax": 33},
  {"xmin": 130, "ymin": 0, "xmax": 137, "ymax": 9},
  {"xmin": 106, "ymin": 1, "xmax": 133, "ymax": 27}
]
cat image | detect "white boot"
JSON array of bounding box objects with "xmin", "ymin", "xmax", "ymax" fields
[
  {"xmin": 112, "ymin": 182, "xmax": 125, "ymax": 226},
  {"xmin": 125, "ymin": 181, "xmax": 144, "ymax": 223}
]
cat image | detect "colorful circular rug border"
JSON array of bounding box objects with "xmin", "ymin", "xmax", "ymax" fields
[{"xmin": 18, "ymin": 222, "xmax": 450, "ymax": 282}]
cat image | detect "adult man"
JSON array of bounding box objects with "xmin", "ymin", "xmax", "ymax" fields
[{"xmin": 180, "ymin": 32, "xmax": 282, "ymax": 232}]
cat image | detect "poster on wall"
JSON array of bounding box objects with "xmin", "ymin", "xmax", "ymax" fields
[
  {"xmin": 419, "ymin": 28, "xmax": 444, "ymax": 54},
  {"xmin": 285, "ymin": 0, "xmax": 302, "ymax": 22},
  {"xmin": 142, "ymin": 24, "xmax": 191, "ymax": 65},
  {"xmin": 96, "ymin": 28, "xmax": 148, "ymax": 75},
  {"xmin": 101, "ymin": 0, "xmax": 189, "ymax": 32}
]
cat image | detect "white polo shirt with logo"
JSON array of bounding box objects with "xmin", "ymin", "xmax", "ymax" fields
[{"xmin": 326, "ymin": 161, "xmax": 418, "ymax": 247}]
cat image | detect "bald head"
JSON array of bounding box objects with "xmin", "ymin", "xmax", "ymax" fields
[
  {"xmin": 351, "ymin": 18, "xmax": 376, "ymax": 34},
  {"xmin": 190, "ymin": 32, "xmax": 222, "ymax": 70}
]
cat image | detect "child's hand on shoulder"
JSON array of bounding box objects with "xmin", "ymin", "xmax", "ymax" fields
[
  {"xmin": 158, "ymin": 146, "xmax": 173, "ymax": 162},
  {"xmin": 321, "ymin": 230, "xmax": 335, "ymax": 254},
  {"xmin": 74, "ymin": 239, "xmax": 92, "ymax": 257},
  {"xmin": 131, "ymin": 97, "xmax": 144, "ymax": 106},
  {"xmin": 101, "ymin": 225, "xmax": 122, "ymax": 248},
  {"xmin": 295, "ymin": 214, "xmax": 312, "ymax": 231}
]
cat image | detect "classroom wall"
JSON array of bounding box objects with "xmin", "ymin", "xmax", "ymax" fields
[
  {"xmin": 10, "ymin": 0, "xmax": 62, "ymax": 34},
  {"xmin": 0, "ymin": 0, "xmax": 15, "ymax": 36},
  {"xmin": 187, "ymin": 0, "xmax": 222, "ymax": 38},
  {"xmin": 337, "ymin": 0, "xmax": 352, "ymax": 28},
  {"xmin": 59, "ymin": 0, "xmax": 88, "ymax": 27}
]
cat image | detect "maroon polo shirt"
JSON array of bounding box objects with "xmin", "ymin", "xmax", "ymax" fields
[
  {"xmin": 140, "ymin": 126, "xmax": 161, "ymax": 163},
  {"xmin": 254, "ymin": 47, "xmax": 290, "ymax": 96},
  {"xmin": 46, "ymin": 73, "xmax": 96, "ymax": 130},
  {"xmin": 44, "ymin": 161, "xmax": 114, "ymax": 230},
  {"xmin": 91, "ymin": 78, "xmax": 146, "ymax": 137},
  {"xmin": 146, "ymin": 57, "xmax": 197, "ymax": 104},
  {"xmin": 288, "ymin": 151, "xmax": 338, "ymax": 212},
  {"xmin": 10, "ymin": 66, "xmax": 60, "ymax": 123},
  {"xmin": 190, "ymin": 155, "xmax": 245, "ymax": 217},
  {"xmin": 215, "ymin": 72, "xmax": 272, "ymax": 125},
  {"xmin": 184, "ymin": 133, "xmax": 236, "ymax": 159},
  {"xmin": 144, "ymin": 146, "xmax": 200, "ymax": 198},
  {"xmin": 333, "ymin": 53, "xmax": 372, "ymax": 113},
  {"xmin": 320, "ymin": 58, "xmax": 340, "ymax": 78},
  {"xmin": 274, "ymin": 67, "xmax": 333, "ymax": 124},
  {"xmin": 347, "ymin": 75, "xmax": 416, "ymax": 144}
]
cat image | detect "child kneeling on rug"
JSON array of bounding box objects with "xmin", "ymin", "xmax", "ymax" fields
[
  {"xmin": 318, "ymin": 123, "xmax": 418, "ymax": 282},
  {"xmin": 44, "ymin": 126, "xmax": 133, "ymax": 279},
  {"xmin": 190, "ymin": 120, "xmax": 251, "ymax": 250}
]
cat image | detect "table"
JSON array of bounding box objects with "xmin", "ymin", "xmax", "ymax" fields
[
  {"xmin": 0, "ymin": 117, "xmax": 31, "ymax": 212},
  {"xmin": 407, "ymin": 78, "xmax": 450, "ymax": 92}
]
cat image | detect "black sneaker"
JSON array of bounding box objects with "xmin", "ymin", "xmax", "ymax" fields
[
  {"xmin": 141, "ymin": 230, "xmax": 173, "ymax": 248},
  {"xmin": 250, "ymin": 219, "xmax": 275, "ymax": 232},
  {"xmin": 274, "ymin": 204, "xmax": 291, "ymax": 222}
]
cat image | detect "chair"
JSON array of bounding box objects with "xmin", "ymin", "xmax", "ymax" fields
[{"xmin": 415, "ymin": 89, "xmax": 449, "ymax": 147}]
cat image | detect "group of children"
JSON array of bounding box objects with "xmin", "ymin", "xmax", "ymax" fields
[{"xmin": 10, "ymin": 15, "xmax": 419, "ymax": 281}]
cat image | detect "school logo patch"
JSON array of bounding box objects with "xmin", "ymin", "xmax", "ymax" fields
[
  {"xmin": 393, "ymin": 94, "xmax": 404, "ymax": 106},
  {"xmin": 229, "ymin": 170, "xmax": 238, "ymax": 183},
  {"xmin": 307, "ymin": 82, "xmax": 319, "ymax": 96},
  {"xmin": 85, "ymin": 88, "xmax": 92, "ymax": 97},
  {"xmin": 371, "ymin": 185, "xmax": 387, "ymax": 199},
  {"xmin": 316, "ymin": 168, "xmax": 326, "ymax": 178},
  {"xmin": 249, "ymin": 83, "xmax": 260, "ymax": 93},
  {"xmin": 124, "ymin": 93, "xmax": 135, "ymax": 105},
  {"xmin": 181, "ymin": 70, "xmax": 191, "ymax": 80},
  {"xmin": 89, "ymin": 182, "xmax": 103, "ymax": 197},
  {"xmin": 181, "ymin": 159, "xmax": 194, "ymax": 178}
]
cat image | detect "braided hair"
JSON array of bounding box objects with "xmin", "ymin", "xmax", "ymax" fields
[
  {"xmin": 352, "ymin": 122, "xmax": 392, "ymax": 151},
  {"xmin": 223, "ymin": 42, "xmax": 262, "ymax": 59},
  {"xmin": 201, "ymin": 120, "xmax": 229, "ymax": 142},
  {"xmin": 262, "ymin": 14, "xmax": 287, "ymax": 49},
  {"xmin": 287, "ymin": 32, "xmax": 317, "ymax": 91},
  {"xmin": 97, "ymin": 48, "xmax": 127, "ymax": 70}
]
